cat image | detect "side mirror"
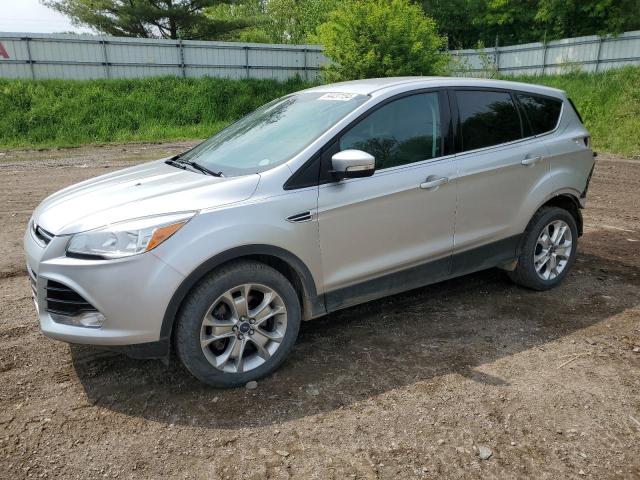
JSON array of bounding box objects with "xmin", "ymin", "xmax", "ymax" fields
[{"xmin": 330, "ymin": 150, "xmax": 376, "ymax": 181}]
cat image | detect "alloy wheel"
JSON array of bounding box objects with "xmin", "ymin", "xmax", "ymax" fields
[
  {"xmin": 200, "ymin": 283, "xmax": 287, "ymax": 373},
  {"xmin": 533, "ymin": 219, "xmax": 573, "ymax": 281}
]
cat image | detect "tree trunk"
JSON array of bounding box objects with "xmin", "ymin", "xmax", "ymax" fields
[{"xmin": 167, "ymin": 0, "xmax": 178, "ymax": 39}]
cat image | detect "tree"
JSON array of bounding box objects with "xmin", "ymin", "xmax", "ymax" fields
[
  {"xmin": 477, "ymin": 0, "xmax": 544, "ymax": 46},
  {"xmin": 43, "ymin": 0, "xmax": 253, "ymax": 40},
  {"xmin": 204, "ymin": 0, "xmax": 270, "ymax": 41},
  {"xmin": 535, "ymin": 0, "xmax": 640, "ymax": 40},
  {"xmin": 422, "ymin": 0, "xmax": 640, "ymax": 49},
  {"xmin": 420, "ymin": 0, "xmax": 486, "ymax": 49},
  {"xmin": 315, "ymin": 0, "xmax": 448, "ymax": 81},
  {"xmin": 207, "ymin": 0, "xmax": 340, "ymax": 44},
  {"xmin": 264, "ymin": 0, "xmax": 340, "ymax": 43}
]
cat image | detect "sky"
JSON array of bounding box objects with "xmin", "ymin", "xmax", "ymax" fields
[{"xmin": 0, "ymin": 0, "xmax": 91, "ymax": 34}]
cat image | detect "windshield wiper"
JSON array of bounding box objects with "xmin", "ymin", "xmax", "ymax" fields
[
  {"xmin": 184, "ymin": 160, "xmax": 224, "ymax": 177},
  {"xmin": 166, "ymin": 156, "xmax": 224, "ymax": 177}
]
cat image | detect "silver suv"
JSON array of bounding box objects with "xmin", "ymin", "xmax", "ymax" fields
[{"xmin": 24, "ymin": 77, "xmax": 595, "ymax": 386}]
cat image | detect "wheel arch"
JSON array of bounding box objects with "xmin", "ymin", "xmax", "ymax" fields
[
  {"xmin": 511, "ymin": 191, "xmax": 583, "ymax": 265},
  {"xmin": 160, "ymin": 245, "xmax": 325, "ymax": 346},
  {"xmin": 538, "ymin": 192, "xmax": 583, "ymax": 236}
]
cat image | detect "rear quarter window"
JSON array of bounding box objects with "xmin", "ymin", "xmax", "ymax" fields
[
  {"xmin": 516, "ymin": 93, "xmax": 563, "ymax": 135},
  {"xmin": 456, "ymin": 90, "xmax": 523, "ymax": 152}
]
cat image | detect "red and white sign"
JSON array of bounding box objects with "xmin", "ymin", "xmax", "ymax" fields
[{"xmin": 0, "ymin": 42, "xmax": 9, "ymax": 59}]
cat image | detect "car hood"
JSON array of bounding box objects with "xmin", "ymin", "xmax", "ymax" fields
[{"xmin": 33, "ymin": 159, "xmax": 260, "ymax": 235}]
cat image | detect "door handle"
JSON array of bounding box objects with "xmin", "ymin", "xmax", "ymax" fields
[
  {"xmin": 420, "ymin": 176, "xmax": 448, "ymax": 190},
  {"xmin": 521, "ymin": 155, "xmax": 542, "ymax": 167}
]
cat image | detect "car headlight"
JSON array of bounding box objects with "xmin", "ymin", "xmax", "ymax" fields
[{"xmin": 66, "ymin": 212, "xmax": 195, "ymax": 259}]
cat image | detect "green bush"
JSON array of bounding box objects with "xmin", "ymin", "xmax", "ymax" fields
[
  {"xmin": 0, "ymin": 76, "xmax": 312, "ymax": 149},
  {"xmin": 315, "ymin": 0, "xmax": 449, "ymax": 81}
]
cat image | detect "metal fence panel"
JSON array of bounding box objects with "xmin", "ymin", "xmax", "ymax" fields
[
  {"xmin": 0, "ymin": 32, "xmax": 326, "ymax": 81},
  {"xmin": 452, "ymin": 30, "xmax": 640, "ymax": 76},
  {"xmin": 599, "ymin": 32, "xmax": 640, "ymax": 70},
  {"xmin": 500, "ymin": 42, "xmax": 545, "ymax": 75},
  {"xmin": 184, "ymin": 43, "xmax": 245, "ymax": 68},
  {"xmin": 2, "ymin": 30, "xmax": 640, "ymax": 81}
]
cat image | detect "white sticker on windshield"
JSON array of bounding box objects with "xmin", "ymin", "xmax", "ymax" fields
[{"xmin": 318, "ymin": 92, "xmax": 358, "ymax": 101}]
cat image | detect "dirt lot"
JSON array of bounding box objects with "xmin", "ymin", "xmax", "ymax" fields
[{"xmin": 0, "ymin": 143, "xmax": 639, "ymax": 480}]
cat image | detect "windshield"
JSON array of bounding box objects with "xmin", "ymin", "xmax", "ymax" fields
[{"xmin": 179, "ymin": 92, "xmax": 369, "ymax": 176}]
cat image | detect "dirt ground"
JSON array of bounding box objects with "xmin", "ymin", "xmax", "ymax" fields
[{"xmin": 0, "ymin": 143, "xmax": 639, "ymax": 480}]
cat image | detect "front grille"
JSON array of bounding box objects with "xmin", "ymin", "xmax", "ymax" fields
[
  {"xmin": 32, "ymin": 223, "xmax": 54, "ymax": 247},
  {"xmin": 45, "ymin": 280, "xmax": 97, "ymax": 316}
]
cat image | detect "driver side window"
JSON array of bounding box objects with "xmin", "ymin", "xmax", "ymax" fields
[{"xmin": 339, "ymin": 92, "xmax": 442, "ymax": 170}]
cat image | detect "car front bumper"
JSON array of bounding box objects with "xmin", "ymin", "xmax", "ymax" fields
[{"xmin": 24, "ymin": 223, "xmax": 185, "ymax": 347}]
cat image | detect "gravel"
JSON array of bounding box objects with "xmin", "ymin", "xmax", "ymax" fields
[
  {"xmin": 1, "ymin": 146, "xmax": 639, "ymax": 479},
  {"xmin": 478, "ymin": 446, "xmax": 493, "ymax": 460}
]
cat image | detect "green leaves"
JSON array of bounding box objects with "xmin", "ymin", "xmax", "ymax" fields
[
  {"xmin": 207, "ymin": 0, "xmax": 341, "ymax": 44},
  {"xmin": 315, "ymin": 0, "xmax": 449, "ymax": 82},
  {"xmin": 421, "ymin": 0, "xmax": 640, "ymax": 49},
  {"xmin": 43, "ymin": 0, "xmax": 255, "ymax": 40},
  {"xmin": 535, "ymin": 0, "xmax": 640, "ymax": 39}
]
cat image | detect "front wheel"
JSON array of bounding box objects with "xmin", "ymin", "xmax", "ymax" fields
[
  {"xmin": 175, "ymin": 261, "xmax": 301, "ymax": 387},
  {"xmin": 508, "ymin": 206, "xmax": 578, "ymax": 290}
]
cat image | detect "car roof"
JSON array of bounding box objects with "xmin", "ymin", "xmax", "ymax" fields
[{"xmin": 305, "ymin": 76, "xmax": 565, "ymax": 99}]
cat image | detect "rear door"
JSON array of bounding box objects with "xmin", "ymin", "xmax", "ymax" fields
[
  {"xmin": 317, "ymin": 90, "xmax": 458, "ymax": 308},
  {"xmin": 450, "ymin": 89, "xmax": 552, "ymax": 274},
  {"xmin": 518, "ymin": 93, "xmax": 595, "ymax": 199}
]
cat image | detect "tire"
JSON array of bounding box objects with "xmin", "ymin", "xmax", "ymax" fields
[
  {"xmin": 175, "ymin": 260, "xmax": 301, "ymax": 387},
  {"xmin": 508, "ymin": 206, "xmax": 579, "ymax": 291}
]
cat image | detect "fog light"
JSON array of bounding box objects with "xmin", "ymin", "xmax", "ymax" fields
[{"xmin": 50, "ymin": 311, "xmax": 105, "ymax": 328}]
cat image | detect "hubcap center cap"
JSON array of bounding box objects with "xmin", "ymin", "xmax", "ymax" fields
[{"xmin": 239, "ymin": 322, "xmax": 251, "ymax": 334}]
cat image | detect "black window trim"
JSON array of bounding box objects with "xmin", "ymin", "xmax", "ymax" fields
[
  {"xmin": 513, "ymin": 92, "xmax": 535, "ymax": 138},
  {"xmin": 449, "ymin": 86, "xmax": 564, "ymax": 156},
  {"xmin": 510, "ymin": 91, "xmax": 527, "ymax": 138},
  {"xmin": 284, "ymin": 87, "xmax": 454, "ymax": 190},
  {"xmin": 567, "ymin": 98, "xmax": 583, "ymax": 124}
]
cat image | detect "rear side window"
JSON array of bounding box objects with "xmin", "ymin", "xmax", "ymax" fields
[
  {"xmin": 339, "ymin": 92, "xmax": 442, "ymax": 170},
  {"xmin": 456, "ymin": 90, "xmax": 522, "ymax": 151},
  {"xmin": 516, "ymin": 93, "xmax": 562, "ymax": 135}
]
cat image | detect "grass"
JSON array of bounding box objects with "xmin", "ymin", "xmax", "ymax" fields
[
  {"xmin": 0, "ymin": 67, "xmax": 638, "ymax": 156},
  {"xmin": 0, "ymin": 76, "xmax": 313, "ymax": 149}
]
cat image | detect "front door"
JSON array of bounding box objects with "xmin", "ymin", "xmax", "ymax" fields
[{"xmin": 317, "ymin": 91, "xmax": 458, "ymax": 310}]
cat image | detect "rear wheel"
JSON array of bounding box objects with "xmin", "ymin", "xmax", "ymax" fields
[
  {"xmin": 175, "ymin": 261, "xmax": 301, "ymax": 387},
  {"xmin": 508, "ymin": 206, "xmax": 578, "ymax": 290}
]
